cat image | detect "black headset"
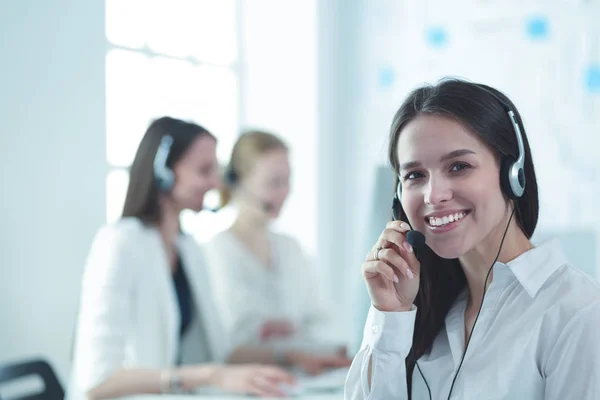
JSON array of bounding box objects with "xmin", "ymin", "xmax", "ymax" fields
[
  {"xmin": 153, "ymin": 134, "xmax": 175, "ymax": 192},
  {"xmin": 223, "ymin": 163, "xmax": 274, "ymax": 213},
  {"xmin": 391, "ymin": 85, "xmax": 526, "ymax": 400},
  {"xmin": 223, "ymin": 164, "xmax": 239, "ymax": 187}
]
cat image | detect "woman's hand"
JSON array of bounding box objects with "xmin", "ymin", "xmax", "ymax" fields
[
  {"xmin": 361, "ymin": 221, "xmax": 421, "ymax": 312},
  {"xmin": 260, "ymin": 319, "xmax": 296, "ymax": 341},
  {"xmin": 210, "ymin": 364, "xmax": 296, "ymax": 398}
]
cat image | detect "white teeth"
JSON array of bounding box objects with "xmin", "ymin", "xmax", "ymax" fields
[{"xmin": 428, "ymin": 212, "xmax": 467, "ymax": 227}]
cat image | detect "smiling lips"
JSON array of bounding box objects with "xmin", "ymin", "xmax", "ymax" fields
[{"xmin": 425, "ymin": 210, "xmax": 471, "ymax": 230}]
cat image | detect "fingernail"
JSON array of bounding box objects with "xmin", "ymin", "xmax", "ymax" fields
[
  {"xmin": 394, "ymin": 274, "xmax": 399, "ymax": 283},
  {"xmin": 400, "ymin": 222, "xmax": 410, "ymax": 230},
  {"xmin": 407, "ymin": 269, "xmax": 414, "ymax": 279},
  {"xmin": 403, "ymin": 241, "xmax": 413, "ymax": 253}
]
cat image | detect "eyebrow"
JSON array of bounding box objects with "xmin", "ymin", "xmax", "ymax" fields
[{"xmin": 399, "ymin": 149, "xmax": 476, "ymax": 170}]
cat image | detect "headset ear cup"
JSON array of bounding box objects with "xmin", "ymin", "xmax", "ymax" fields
[
  {"xmin": 154, "ymin": 135, "xmax": 175, "ymax": 192},
  {"xmin": 158, "ymin": 171, "xmax": 174, "ymax": 192},
  {"xmin": 392, "ymin": 196, "xmax": 401, "ymax": 221},
  {"xmin": 500, "ymin": 157, "xmax": 518, "ymax": 199},
  {"xmin": 225, "ymin": 167, "xmax": 237, "ymax": 186},
  {"xmin": 392, "ymin": 181, "xmax": 402, "ymax": 221}
]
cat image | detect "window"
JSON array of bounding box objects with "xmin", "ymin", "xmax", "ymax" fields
[{"xmin": 105, "ymin": 0, "xmax": 239, "ymax": 239}]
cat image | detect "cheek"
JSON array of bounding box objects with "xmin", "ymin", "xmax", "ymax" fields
[
  {"xmin": 470, "ymin": 181, "xmax": 503, "ymax": 214},
  {"xmin": 174, "ymin": 175, "xmax": 205, "ymax": 197},
  {"xmin": 402, "ymin": 194, "xmax": 423, "ymax": 227}
]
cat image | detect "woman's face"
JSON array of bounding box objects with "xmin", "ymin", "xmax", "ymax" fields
[
  {"xmin": 240, "ymin": 148, "xmax": 291, "ymax": 219},
  {"xmin": 170, "ymin": 135, "xmax": 220, "ymax": 212},
  {"xmin": 396, "ymin": 114, "xmax": 510, "ymax": 259}
]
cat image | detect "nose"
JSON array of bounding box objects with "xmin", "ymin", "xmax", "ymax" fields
[
  {"xmin": 209, "ymin": 172, "xmax": 221, "ymax": 190},
  {"xmin": 424, "ymin": 176, "xmax": 453, "ymax": 205}
]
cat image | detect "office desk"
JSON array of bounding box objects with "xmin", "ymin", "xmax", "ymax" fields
[
  {"xmin": 121, "ymin": 394, "xmax": 342, "ymax": 400},
  {"xmin": 120, "ymin": 367, "xmax": 348, "ymax": 400}
]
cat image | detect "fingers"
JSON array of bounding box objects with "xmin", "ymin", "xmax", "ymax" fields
[
  {"xmin": 400, "ymin": 238, "xmax": 421, "ymax": 273},
  {"xmin": 385, "ymin": 220, "xmax": 412, "ymax": 233},
  {"xmin": 364, "ymin": 247, "xmax": 415, "ymax": 280},
  {"xmin": 363, "ymin": 260, "xmax": 399, "ymax": 283},
  {"xmin": 249, "ymin": 375, "xmax": 287, "ymax": 398},
  {"xmin": 377, "ymin": 228, "xmax": 411, "ymax": 254},
  {"xmin": 380, "ymin": 247, "xmax": 417, "ymax": 279},
  {"xmin": 366, "ymin": 220, "xmax": 421, "ymax": 276},
  {"xmin": 259, "ymin": 366, "xmax": 296, "ymax": 384},
  {"xmin": 246, "ymin": 367, "xmax": 296, "ymax": 398},
  {"xmin": 369, "ymin": 221, "xmax": 411, "ymax": 254}
]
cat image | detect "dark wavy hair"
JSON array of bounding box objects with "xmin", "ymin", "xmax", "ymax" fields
[
  {"xmin": 121, "ymin": 116, "xmax": 215, "ymax": 224},
  {"xmin": 388, "ymin": 78, "xmax": 539, "ymax": 397}
]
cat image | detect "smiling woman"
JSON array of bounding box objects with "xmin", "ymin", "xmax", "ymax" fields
[{"xmin": 344, "ymin": 78, "xmax": 600, "ymax": 400}]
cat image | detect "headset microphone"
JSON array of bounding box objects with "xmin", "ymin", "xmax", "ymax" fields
[
  {"xmin": 406, "ymin": 230, "xmax": 426, "ymax": 250},
  {"xmin": 224, "ymin": 166, "xmax": 274, "ymax": 213}
]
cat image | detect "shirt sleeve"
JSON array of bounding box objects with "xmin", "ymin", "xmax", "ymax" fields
[
  {"xmin": 543, "ymin": 300, "xmax": 600, "ymax": 400},
  {"xmin": 344, "ymin": 305, "xmax": 417, "ymax": 400},
  {"xmin": 70, "ymin": 225, "xmax": 136, "ymax": 393}
]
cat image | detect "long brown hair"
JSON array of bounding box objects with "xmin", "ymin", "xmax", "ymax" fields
[
  {"xmin": 388, "ymin": 78, "xmax": 539, "ymax": 396},
  {"xmin": 121, "ymin": 116, "xmax": 215, "ymax": 225}
]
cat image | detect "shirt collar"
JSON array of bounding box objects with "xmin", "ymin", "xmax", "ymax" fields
[{"xmin": 496, "ymin": 238, "xmax": 568, "ymax": 298}]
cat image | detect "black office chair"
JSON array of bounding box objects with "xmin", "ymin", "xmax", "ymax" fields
[{"xmin": 0, "ymin": 358, "xmax": 64, "ymax": 400}]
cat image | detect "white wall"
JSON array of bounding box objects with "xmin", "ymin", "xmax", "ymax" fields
[
  {"xmin": 0, "ymin": 0, "xmax": 106, "ymax": 382},
  {"xmin": 239, "ymin": 0, "xmax": 318, "ymax": 258}
]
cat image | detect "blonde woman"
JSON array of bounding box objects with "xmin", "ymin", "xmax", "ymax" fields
[{"xmin": 204, "ymin": 130, "xmax": 351, "ymax": 376}]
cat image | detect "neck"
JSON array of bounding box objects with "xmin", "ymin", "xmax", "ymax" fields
[
  {"xmin": 158, "ymin": 195, "xmax": 181, "ymax": 268},
  {"xmin": 232, "ymin": 204, "xmax": 269, "ymax": 236},
  {"xmin": 459, "ymin": 207, "xmax": 533, "ymax": 308}
]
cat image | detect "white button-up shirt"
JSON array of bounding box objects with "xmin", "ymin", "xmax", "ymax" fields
[{"xmin": 344, "ymin": 239, "xmax": 600, "ymax": 399}]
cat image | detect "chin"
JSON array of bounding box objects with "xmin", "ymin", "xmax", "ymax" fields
[
  {"xmin": 268, "ymin": 211, "xmax": 280, "ymax": 219},
  {"xmin": 186, "ymin": 201, "xmax": 205, "ymax": 213},
  {"xmin": 427, "ymin": 239, "xmax": 471, "ymax": 260}
]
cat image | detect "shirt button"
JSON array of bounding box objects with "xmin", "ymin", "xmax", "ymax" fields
[{"xmin": 372, "ymin": 325, "xmax": 380, "ymax": 333}]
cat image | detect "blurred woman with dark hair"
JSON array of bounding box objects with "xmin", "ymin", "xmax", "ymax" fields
[{"xmin": 68, "ymin": 117, "xmax": 294, "ymax": 400}]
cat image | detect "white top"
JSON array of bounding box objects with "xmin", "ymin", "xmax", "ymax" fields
[
  {"xmin": 203, "ymin": 229, "xmax": 345, "ymax": 353},
  {"xmin": 344, "ymin": 239, "xmax": 600, "ymax": 399},
  {"xmin": 67, "ymin": 218, "xmax": 232, "ymax": 400}
]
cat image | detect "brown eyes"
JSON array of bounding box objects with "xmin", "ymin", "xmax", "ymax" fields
[{"xmin": 402, "ymin": 162, "xmax": 472, "ymax": 182}]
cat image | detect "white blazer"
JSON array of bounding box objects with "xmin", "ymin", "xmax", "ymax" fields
[{"xmin": 67, "ymin": 217, "xmax": 231, "ymax": 400}]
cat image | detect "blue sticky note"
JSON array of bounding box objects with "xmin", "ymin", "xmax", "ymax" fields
[
  {"xmin": 426, "ymin": 27, "xmax": 448, "ymax": 48},
  {"xmin": 585, "ymin": 65, "xmax": 600, "ymax": 94},
  {"xmin": 378, "ymin": 67, "xmax": 395, "ymax": 88},
  {"xmin": 526, "ymin": 16, "xmax": 549, "ymax": 39}
]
